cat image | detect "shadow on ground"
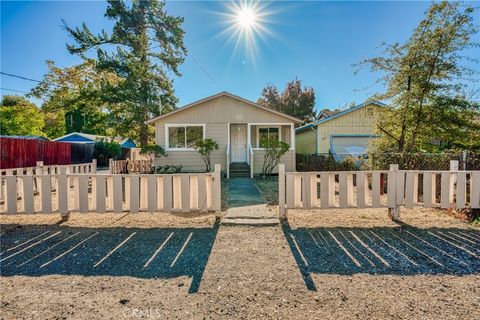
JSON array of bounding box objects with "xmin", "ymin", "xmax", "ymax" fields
[
  {"xmin": 0, "ymin": 222, "xmax": 219, "ymax": 293},
  {"xmin": 281, "ymin": 221, "xmax": 480, "ymax": 291}
]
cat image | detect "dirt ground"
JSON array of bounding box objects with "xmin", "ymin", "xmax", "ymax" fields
[{"xmin": 1, "ymin": 207, "xmax": 479, "ymax": 320}]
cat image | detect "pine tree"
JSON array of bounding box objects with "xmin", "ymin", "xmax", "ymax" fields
[{"xmin": 63, "ymin": 0, "xmax": 187, "ymax": 145}]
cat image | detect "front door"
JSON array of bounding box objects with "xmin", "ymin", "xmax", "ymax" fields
[{"xmin": 231, "ymin": 125, "xmax": 247, "ymax": 162}]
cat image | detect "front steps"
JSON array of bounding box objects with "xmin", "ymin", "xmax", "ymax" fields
[{"xmin": 229, "ymin": 162, "xmax": 250, "ymax": 178}]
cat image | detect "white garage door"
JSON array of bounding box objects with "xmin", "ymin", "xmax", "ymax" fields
[{"xmin": 331, "ymin": 136, "xmax": 373, "ymax": 155}]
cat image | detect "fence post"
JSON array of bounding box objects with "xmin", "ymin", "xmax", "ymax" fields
[
  {"xmin": 449, "ymin": 160, "xmax": 458, "ymax": 205},
  {"xmin": 109, "ymin": 158, "xmax": 113, "ymax": 174},
  {"xmin": 213, "ymin": 164, "xmax": 221, "ymax": 215},
  {"xmin": 388, "ymin": 164, "xmax": 400, "ymax": 221},
  {"xmin": 92, "ymin": 159, "xmax": 97, "ymax": 174},
  {"xmin": 279, "ymin": 164, "xmax": 286, "ymax": 220}
]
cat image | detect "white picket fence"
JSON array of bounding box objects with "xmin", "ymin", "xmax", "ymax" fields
[
  {"xmin": 0, "ymin": 160, "xmax": 97, "ymax": 176},
  {"xmin": 278, "ymin": 163, "xmax": 480, "ymax": 219},
  {"xmin": 0, "ymin": 164, "xmax": 221, "ymax": 215}
]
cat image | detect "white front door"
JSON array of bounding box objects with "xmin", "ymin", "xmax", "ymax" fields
[{"xmin": 231, "ymin": 125, "xmax": 247, "ymax": 162}]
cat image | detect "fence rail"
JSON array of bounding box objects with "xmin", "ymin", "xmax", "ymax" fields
[
  {"xmin": 109, "ymin": 159, "xmax": 153, "ymax": 174},
  {"xmin": 0, "ymin": 164, "xmax": 221, "ymax": 215},
  {"xmin": 278, "ymin": 163, "xmax": 480, "ymax": 219}
]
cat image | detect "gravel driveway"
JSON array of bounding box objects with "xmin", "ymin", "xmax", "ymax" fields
[{"xmin": 1, "ymin": 208, "xmax": 479, "ymax": 319}]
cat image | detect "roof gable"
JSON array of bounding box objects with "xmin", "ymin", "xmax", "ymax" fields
[
  {"xmin": 296, "ymin": 100, "xmax": 386, "ymax": 133},
  {"xmin": 146, "ymin": 91, "xmax": 302, "ymax": 124}
]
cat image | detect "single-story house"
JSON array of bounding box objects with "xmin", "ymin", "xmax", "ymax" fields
[
  {"xmin": 53, "ymin": 132, "xmax": 137, "ymax": 148},
  {"xmin": 295, "ymin": 100, "xmax": 385, "ymax": 156},
  {"xmin": 146, "ymin": 91, "xmax": 302, "ymax": 177}
]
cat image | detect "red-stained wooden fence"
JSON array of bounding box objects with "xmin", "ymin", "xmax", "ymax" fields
[{"xmin": 0, "ymin": 137, "xmax": 71, "ymax": 169}]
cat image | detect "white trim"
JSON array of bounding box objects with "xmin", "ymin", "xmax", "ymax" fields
[
  {"xmin": 248, "ymin": 122, "xmax": 295, "ymax": 151},
  {"xmin": 256, "ymin": 125, "xmax": 281, "ymax": 149},
  {"xmin": 164, "ymin": 124, "xmax": 206, "ymax": 151}
]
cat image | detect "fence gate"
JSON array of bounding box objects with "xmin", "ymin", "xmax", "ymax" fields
[{"xmin": 278, "ymin": 163, "xmax": 480, "ymax": 219}]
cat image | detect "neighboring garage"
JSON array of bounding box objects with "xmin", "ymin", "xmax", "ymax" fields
[{"xmin": 329, "ymin": 134, "xmax": 377, "ymax": 155}]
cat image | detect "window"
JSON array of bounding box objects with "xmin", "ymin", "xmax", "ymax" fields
[
  {"xmin": 366, "ymin": 107, "xmax": 375, "ymax": 118},
  {"xmin": 167, "ymin": 125, "xmax": 204, "ymax": 150},
  {"xmin": 258, "ymin": 127, "xmax": 279, "ymax": 148}
]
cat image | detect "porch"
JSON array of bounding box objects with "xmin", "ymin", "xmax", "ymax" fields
[{"xmin": 226, "ymin": 123, "xmax": 296, "ymax": 178}]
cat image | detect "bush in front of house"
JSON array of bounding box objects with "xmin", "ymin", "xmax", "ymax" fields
[
  {"xmin": 93, "ymin": 139, "xmax": 122, "ymax": 166},
  {"xmin": 261, "ymin": 137, "xmax": 290, "ymax": 176},
  {"xmin": 193, "ymin": 138, "xmax": 219, "ymax": 172},
  {"xmin": 296, "ymin": 153, "xmax": 360, "ymax": 172}
]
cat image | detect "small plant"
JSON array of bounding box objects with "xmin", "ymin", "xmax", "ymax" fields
[
  {"xmin": 155, "ymin": 164, "xmax": 183, "ymax": 174},
  {"xmin": 93, "ymin": 139, "xmax": 122, "ymax": 166},
  {"xmin": 261, "ymin": 137, "xmax": 289, "ymax": 176},
  {"xmin": 193, "ymin": 138, "xmax": 219, "ymax": 172}
]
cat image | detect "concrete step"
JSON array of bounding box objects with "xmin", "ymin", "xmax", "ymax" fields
[{"xmin": 221, "ymin": 218, "xmax": 279, "ymax": 226}]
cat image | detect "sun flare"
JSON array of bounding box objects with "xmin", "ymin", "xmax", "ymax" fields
[{"xmin": 217, "ymin": 1, "xmax": 274, "ymax": 65}]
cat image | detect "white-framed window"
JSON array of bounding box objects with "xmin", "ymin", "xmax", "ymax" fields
[
  {"xmin": 165, "ymin": 124, "xmax": 205, "ymax": 150},
  {"xmin": 365, "ymin": 106, "xmax": 375, "ymax": 118},
  {"xmin": 257, "ymin": 126, "xmax": 280, "ymax": 148}
]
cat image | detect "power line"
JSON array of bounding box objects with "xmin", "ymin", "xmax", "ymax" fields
[
  {"xmin": 0, "ymin": 72, "xmax": 44, "ymax": 84},
  {"xmin": 189, "ymin": 54, "xmax": 222, "ymax": 91},
  {"xmin": 0, "ymin": 87, "xmax": 29, "ymax": 94}
]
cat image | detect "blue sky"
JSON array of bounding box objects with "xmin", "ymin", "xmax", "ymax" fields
[{"xmin": 1, "ymin": 1, "xmax": 478, "ymax": 111}]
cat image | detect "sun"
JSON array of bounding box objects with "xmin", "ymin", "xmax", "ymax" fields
[
  {"xmin": 216, "ymin": 1, "xmax": 274, "ymax": 65},
  {"xmin": 235, "ymin": 6, "xmax": 257, "ymax": 30}
]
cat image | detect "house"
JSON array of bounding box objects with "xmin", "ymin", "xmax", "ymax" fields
[
  {"xmin": 295, "ymin": 100, "xmax": 385, "ymax": 156},
  {"xmin": 53, "ymin": 132, "xmax": 137, "ymax": 148},
  {"xmin": 146, "ymin": 91, "xmax": 301, "ymax": 177}
]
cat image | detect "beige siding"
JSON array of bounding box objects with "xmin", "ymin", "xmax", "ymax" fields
[
  {"xmin": 152, "ymin": 95, "xmax": 297, "ymax": 174},
  {"xmin": 253, "ymin": 150, "xmax": 295, "ymax": 174},
  {"xmin": 316, "ymin": 104, "xmax": 382, "ymax": 153},
  {"xmin": 296, "ymin": 129, "xmax": 316, "ymax": 155}
]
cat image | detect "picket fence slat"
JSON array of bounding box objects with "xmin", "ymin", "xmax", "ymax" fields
[
  {"xmin": 472, "ymin": 172, "xmax": 480, "ymax": 208},
  {"xmin": 113, "ymin": 175, "xmax": 123, "ymax": 213},
  {"xmin": 95, "ymin": 176, "xmax": 106, "ymax": 213},
  {"xmin": 456, "ymin": 172, "xmax": 466, "ymax": 209},
  {"xmin": 129, "ymin": 176, "xmax": 140, "ymax": 213},
  {"xmin": 41, "ymin": 175, "xmax": 52, "ymax": 214},
  {"xmin": 147, "ymin": 175, "xmax": 157, "ymax": 213},
  {"xmin": 440, "ymin": 172, "xmax": 450, "ymax": 209},
  {"xmin": 23, "ymin": 175, "xmax": 35, "ymax": 214},
  {"xmin": 181, "ymin": 175, "xmax": 190, "ymax": 213}
]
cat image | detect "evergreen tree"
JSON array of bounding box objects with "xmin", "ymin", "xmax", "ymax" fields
[{"xmin": 63, "ymin": 0, "xmax": 187, "ymax": 145}]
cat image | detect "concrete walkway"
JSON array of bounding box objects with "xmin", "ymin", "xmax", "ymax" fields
[{"xmin": 223, "ymin": 178, "xmax": 278, "ymax": 225}]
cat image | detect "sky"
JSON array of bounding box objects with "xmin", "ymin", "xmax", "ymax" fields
[{"xmin": 1, "ymin": 1, "xmax": 479, "ymax": 111}]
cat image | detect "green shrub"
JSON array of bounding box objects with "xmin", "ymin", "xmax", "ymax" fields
[
  {"xmin": 140, "ymin": 144, "xmax": 166, "ymax": 157},
  {"xmin": 155, "ymin": 165, "xmax": 183, "ymax": 174},
  {"xmin": 261, "ymin": 137, "xmax": 290, "ymax": 176},
  {"xmin": 93, "ymin": 139, "xmax": 121, "ymax": 166},
  {"xmin": 193, "ymin": 138, "xmax": 219, "ymax": 172}
]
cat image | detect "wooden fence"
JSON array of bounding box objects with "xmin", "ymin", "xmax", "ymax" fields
[
  {"xmin": 0, "ymin": 164, "xmax": 221, "ymax": 215},
  {"xmin": 0, "ymin": 160, "xmax": 97, "ymax": 176},
  {"xmin": 278, "ymin": 163, "xmax": 480, "ymax": 219},
  {"xmin": 109, "ymin": 159, "xmax": 153, "ymax": 174}
]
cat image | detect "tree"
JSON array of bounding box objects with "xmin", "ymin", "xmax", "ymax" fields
[
  {"xmin": 0, "ymin": 96, "xmax": 45, "ymax": 136},
  {"xmin": 93, "ymin": 139, "xmax": 122, "ymax": 166},
  {"xmin": 63, "ymin": 0, "xmax": 187, "ymax": 145},
  {"xmin": 257, "ymin": 79, "xmax": 316, "ymax": 122},
  {"xmin": 357, "ymin": 1, "xmax": 479, "ymax": 152},
  {"xmin": 31, "ymin": 60, "xmax": 121, "ymax": 138},
  {"xmin": 193, "ymin": 139, "xmax": 219, "ymax": 172},
  {"xmin": 261, "ymin": 137, "xmax": 289, "ymax": 176}
]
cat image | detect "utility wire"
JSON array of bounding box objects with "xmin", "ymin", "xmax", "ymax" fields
[
  {"xmin": 0, "ymin": 72, "xmax": 44, "ymax": 84},
  {"xmin": 189, "ymin": 54, "xmax": 222, "ymax": 91},
  {"xmin": 0, "ymin": 87, "xmax": 30, "ymax": 94}
]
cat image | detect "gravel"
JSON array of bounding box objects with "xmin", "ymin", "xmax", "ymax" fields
[{"xmin": 1, "ymin": 208, "xmax": 479, "ymax": 319}]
